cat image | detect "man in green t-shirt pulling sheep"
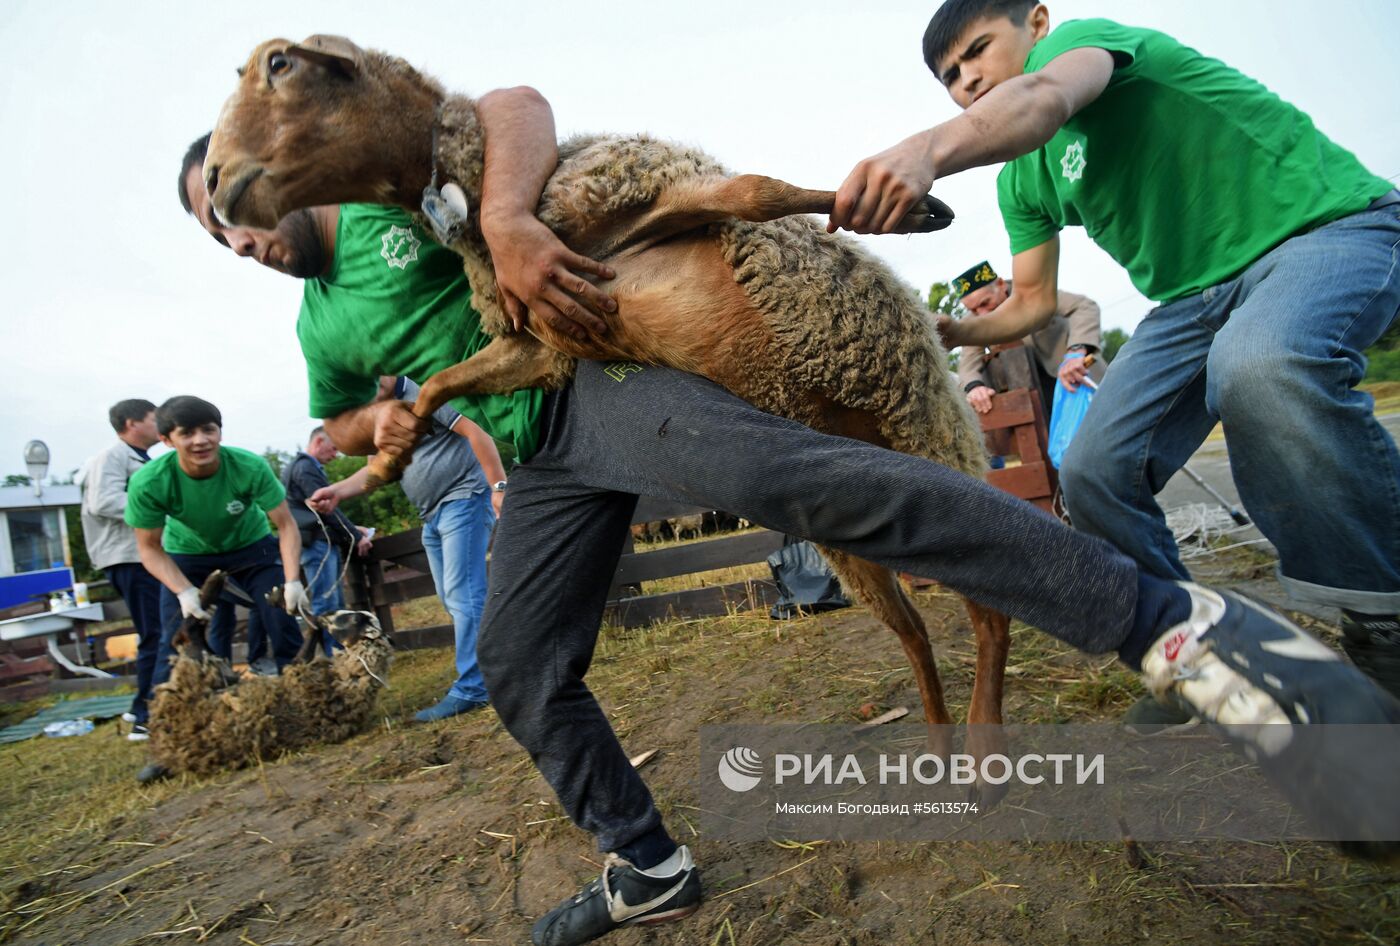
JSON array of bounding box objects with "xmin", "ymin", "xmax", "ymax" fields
[
  {"xmin": 125, "ymin": 395, "xmax": 309, "ymax": 696},
  {"xmin": 832, "ymin": 1, "xmax": 1400, "ymax": 709}
]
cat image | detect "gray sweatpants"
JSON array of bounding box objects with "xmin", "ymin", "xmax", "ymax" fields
[{"xmin": 478, "ymin": 360, "xmax": 1139, "ymax": 852}]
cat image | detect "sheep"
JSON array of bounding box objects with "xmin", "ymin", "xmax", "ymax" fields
[
  {"xmin": 203, "ymin": 34, "xmax": 1013, "ymax": 787},
  {"xmin": 148, "ymin": 574, "xmax": 392, "ymax": 777},
  {"xmin": 667, "ymin": 513, "xmax": 707, "ymax": 543}
]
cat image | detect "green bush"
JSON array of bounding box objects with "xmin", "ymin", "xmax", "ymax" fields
[{"xmin": 1365, "ymin": 346, "xmax": 1400, "ymax": 382}]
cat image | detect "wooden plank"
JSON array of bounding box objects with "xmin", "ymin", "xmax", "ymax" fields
[
  {"xmin": 344, "ymin": 558, "xmax": 373, "ymax": 612},
  {"xmin": 978, "ymin": 389, "xmax": 1035, "ymax": 431},
  {"xmin": 612, "ymin": 530, "xmax": 783, "ymax": 585},
  {"xmin": 605, "ymin": 579, "xmax": 778, "ymax": 628},
  {"xmin": 1013, "ymin": 423, "xmax": 1041, "ymax": 463},
  {"xmin": 366, "ymin": 559, "xmax": 397, "ymax": 635},
  {"xmin": 0, "ymin": 652, "xmax": 55, "ymax": 681},
  {"xmin": 367, "ymin": 526, "xmax": 426, "ymax": 561},
  {"xmin": 391, "ymin": 623, "xmax": 456, "ymax": 650},
  {"xmin": 0, "ymin": 678, "xmax": 53, "ymax": 702},
  {"xmin": 368, "ymin": 573, "xmax": 441, "ymax": 608},
  {"xmin": 384, "ymin": 550, "xmax": 432, "ymax": 576},
  {"xmin": 987, "ymin": 462, "xmax": 1052, "ymax": 500}
]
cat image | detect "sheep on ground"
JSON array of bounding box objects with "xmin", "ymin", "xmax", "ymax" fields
[
  {"xmin": 149, "ymin": 591, "xmax": 392, "ymax": 777},
  {"xmin": 203, "ymin": 35, "xmax": 1012, "ymax": 786}
]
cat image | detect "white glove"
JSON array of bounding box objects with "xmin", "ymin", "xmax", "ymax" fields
[
  {"xmin": 177, "ymin": 586, "xmax": 210, "ymax": 621},
  {"xmin": 282, "ymin": 580, "xmax": 310, "ymax": 615}
]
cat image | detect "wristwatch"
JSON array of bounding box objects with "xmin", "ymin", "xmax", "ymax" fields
[{"xmin": 492, "ymin": 480, "xmax": 508, "ymax": 492}]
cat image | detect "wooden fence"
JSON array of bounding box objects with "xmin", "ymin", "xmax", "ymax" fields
[{"xmin": 345, "ymin": 496, "xmax": 785, "ymax": 640}]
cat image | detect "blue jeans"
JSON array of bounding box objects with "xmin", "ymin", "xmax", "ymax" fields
[
  {"xmin": 153, "ymin": 535, "xmax": 304, "ymax": 686},
  {"xmin": 300, "ymin": 539, "xmax": 346, "ymax": 657},
  {"xmin": 300, "ymin": 539, "xmax": 346, "ymax": 613},
  {"xmin": 106, "ymin": 562, "xmax": 163, "ymax": 725},
  {"xmin": 421, "ymin": 491, "xmax": 494, "ymax": 703},
  {"xmin": 1062, "ymin": 201, "xmax": 1400, "ymax": 612}
]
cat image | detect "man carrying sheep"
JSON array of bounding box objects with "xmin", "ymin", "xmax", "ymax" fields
[
  {"xmin": 831, "ymin": 1, "xmax": 1400, "ymax": 708},
  {"xmin": 181, "ymin": 78, "xmax": 1400, "ymax": 945}
]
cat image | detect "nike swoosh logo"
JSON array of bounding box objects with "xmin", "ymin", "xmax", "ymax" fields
[
  {"xmin": 609, "ymin": 874, "xmax": 690, "ymax": 923},
  {"xmin": 1259, "ymin": 635, "xmax": 1337, "ymax": 662}
]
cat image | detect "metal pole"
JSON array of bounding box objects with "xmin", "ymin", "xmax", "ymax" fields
[{"xmin": 1178, "ymin": 465, "xmax": 1251, "ymax": 527}]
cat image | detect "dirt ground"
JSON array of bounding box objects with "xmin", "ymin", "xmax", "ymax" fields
[{"xmin": 2, "ymin": 575, "xmax": 1398, "ymax": 946}]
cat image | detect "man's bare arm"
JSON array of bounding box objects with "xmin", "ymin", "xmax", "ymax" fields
[
  {"xmin": 830, "ymin": 47, "xmax": 1115, "ymax": 234},
  {"xmin": 266, "ymin": 502, "xmax": 304, "ymax": 584},
  {"xmin": 476, "ymin": 86, "xmax": 617, "ymax": 339},
  {"xmin": 943, "ymin": 239, "xmax": 1061, "ymax": 349},
  {"xmin": 135, "ymin": 527, "xmax": 193, "ymax": 595},
  {"xmin": 451, "ymin": 416, "xmax": 507, "ymax": 487}
]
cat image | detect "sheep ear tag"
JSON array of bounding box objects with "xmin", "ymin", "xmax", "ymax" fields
[{"xmin": 422, "ymin": 182, "xmax": 470, "ymax": 245}]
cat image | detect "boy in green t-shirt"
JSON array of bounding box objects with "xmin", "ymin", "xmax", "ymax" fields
[
  {"xmin": 831, "ymin": 1, "xmax": 1400, "ymax": 699},
  {"xmin": 126, "ymin": 396, "xmax": 309, "ymax": 692}
]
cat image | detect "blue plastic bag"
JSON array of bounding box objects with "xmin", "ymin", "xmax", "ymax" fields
[{"xmin": 1047, "ymin": 355, "xmax": 1094, "ymax": 468}]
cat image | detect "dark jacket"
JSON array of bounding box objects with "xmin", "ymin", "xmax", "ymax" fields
[{"xmin": 283, "ymin": 452, "xmax": 358, "ymax": 551}]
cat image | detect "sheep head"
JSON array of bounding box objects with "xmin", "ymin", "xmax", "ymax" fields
[
  {"xmin": 323, "ymin": 610, "xmax": 386, "ymax": 648},
  {"xmin": 206, "ymin": 35, "xmax": 439, "ymax": 229}
]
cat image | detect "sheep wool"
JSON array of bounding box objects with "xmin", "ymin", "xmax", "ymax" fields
[{"xmin": 147, "ymin": 632, "xmax": 393, "ymax": 777}]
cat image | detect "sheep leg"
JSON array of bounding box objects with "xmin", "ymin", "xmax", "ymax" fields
[
  {"xmin": 962, "ymin": 597, "xmax": 1012, "ymax": 810},
  {"xmin": 365, "ymin": 334, "xmax": 569, "ymax": 487},
  {"xmin": 174, "ymin": 617, "xmax": 212, "ymax": 663},
  {"xmin": 818, "ymin": 547, "xmax": 954, "ymax": 760},
  {"xmin": 294, "ymin": 616, "xmax": 325, "ymax": 664},
  {"xmin": 587, "ymin": 175, "xmax": 954, "ymax": 256}
]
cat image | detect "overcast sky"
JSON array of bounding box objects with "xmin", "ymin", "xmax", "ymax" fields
[{"xmin": 2, "ymin": 0, "xmax": 1397, "ymax": 479}]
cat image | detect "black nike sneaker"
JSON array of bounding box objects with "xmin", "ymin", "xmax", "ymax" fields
[{"xmin": 531, "ymin": 847, "xmax": 702, "ymax": 946}]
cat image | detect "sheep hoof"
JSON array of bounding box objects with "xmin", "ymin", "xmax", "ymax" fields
[
  {"xmin": 970, "ymin": 776, "xmax": 1008, "ymax": 811},
  {"xmin": 896, "ymin": 194, "xmax": 956, "ymax": 234}
]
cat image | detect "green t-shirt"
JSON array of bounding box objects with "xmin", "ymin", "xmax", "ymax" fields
[
  {"xmin": 298, "ymin": 204, "xmax": 543, "ymax": 463},
  {"xmin": 997, "ymin": 19, "xmax": 1391, "ymax": 302},
  {"xmin": 124, "ymin": 447, "xmax": 285, "ymax": 555}
]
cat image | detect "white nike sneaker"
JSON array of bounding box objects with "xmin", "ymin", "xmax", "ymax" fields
[{"xmin": 1142, "ymin": 583, "xmax": 1400, "ymax": 860}]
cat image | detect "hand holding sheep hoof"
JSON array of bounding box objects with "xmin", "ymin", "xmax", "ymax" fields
[
  {"xmin": 171, "ymin": 571, "xmax": 236, "ymax": 685},
  {"xmin": 363, "ymin": 398, "xmax": 433, "ymax": 489},
  {"xmin": 894, "ymin": 194, "xmax": 956, "ymax": 234}
]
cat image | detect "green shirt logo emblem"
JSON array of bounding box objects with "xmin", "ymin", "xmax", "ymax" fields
[
  {"xmin": 1060, "ymin": 139, "xmax": 1086, "ymax": 183},
  {"xmin": 226, "ymin": 500, "xmax": 246, "ymax": 516},
  {"xmin": 380, "ymin": 225, "xmax": 422, "ymax": 270}
]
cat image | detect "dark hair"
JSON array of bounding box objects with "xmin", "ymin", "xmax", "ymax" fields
[
  {"xmin": 109, "ymin": 398, "xmax": 157, "ymax": 434},
  {"xmin": 178, "ymin": 132, "xmax": 212, "ymax": 214},
  {"xmin": 923, "ymin": 0, "xmax": 1038, "ymax": 74},
  {"xmin": 156, "ymin": 395, "xmax": 222, "ymax": 436},
  {"xmin": 308, "ymin": 425, "xmax": 329, "ymax": 445}
]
